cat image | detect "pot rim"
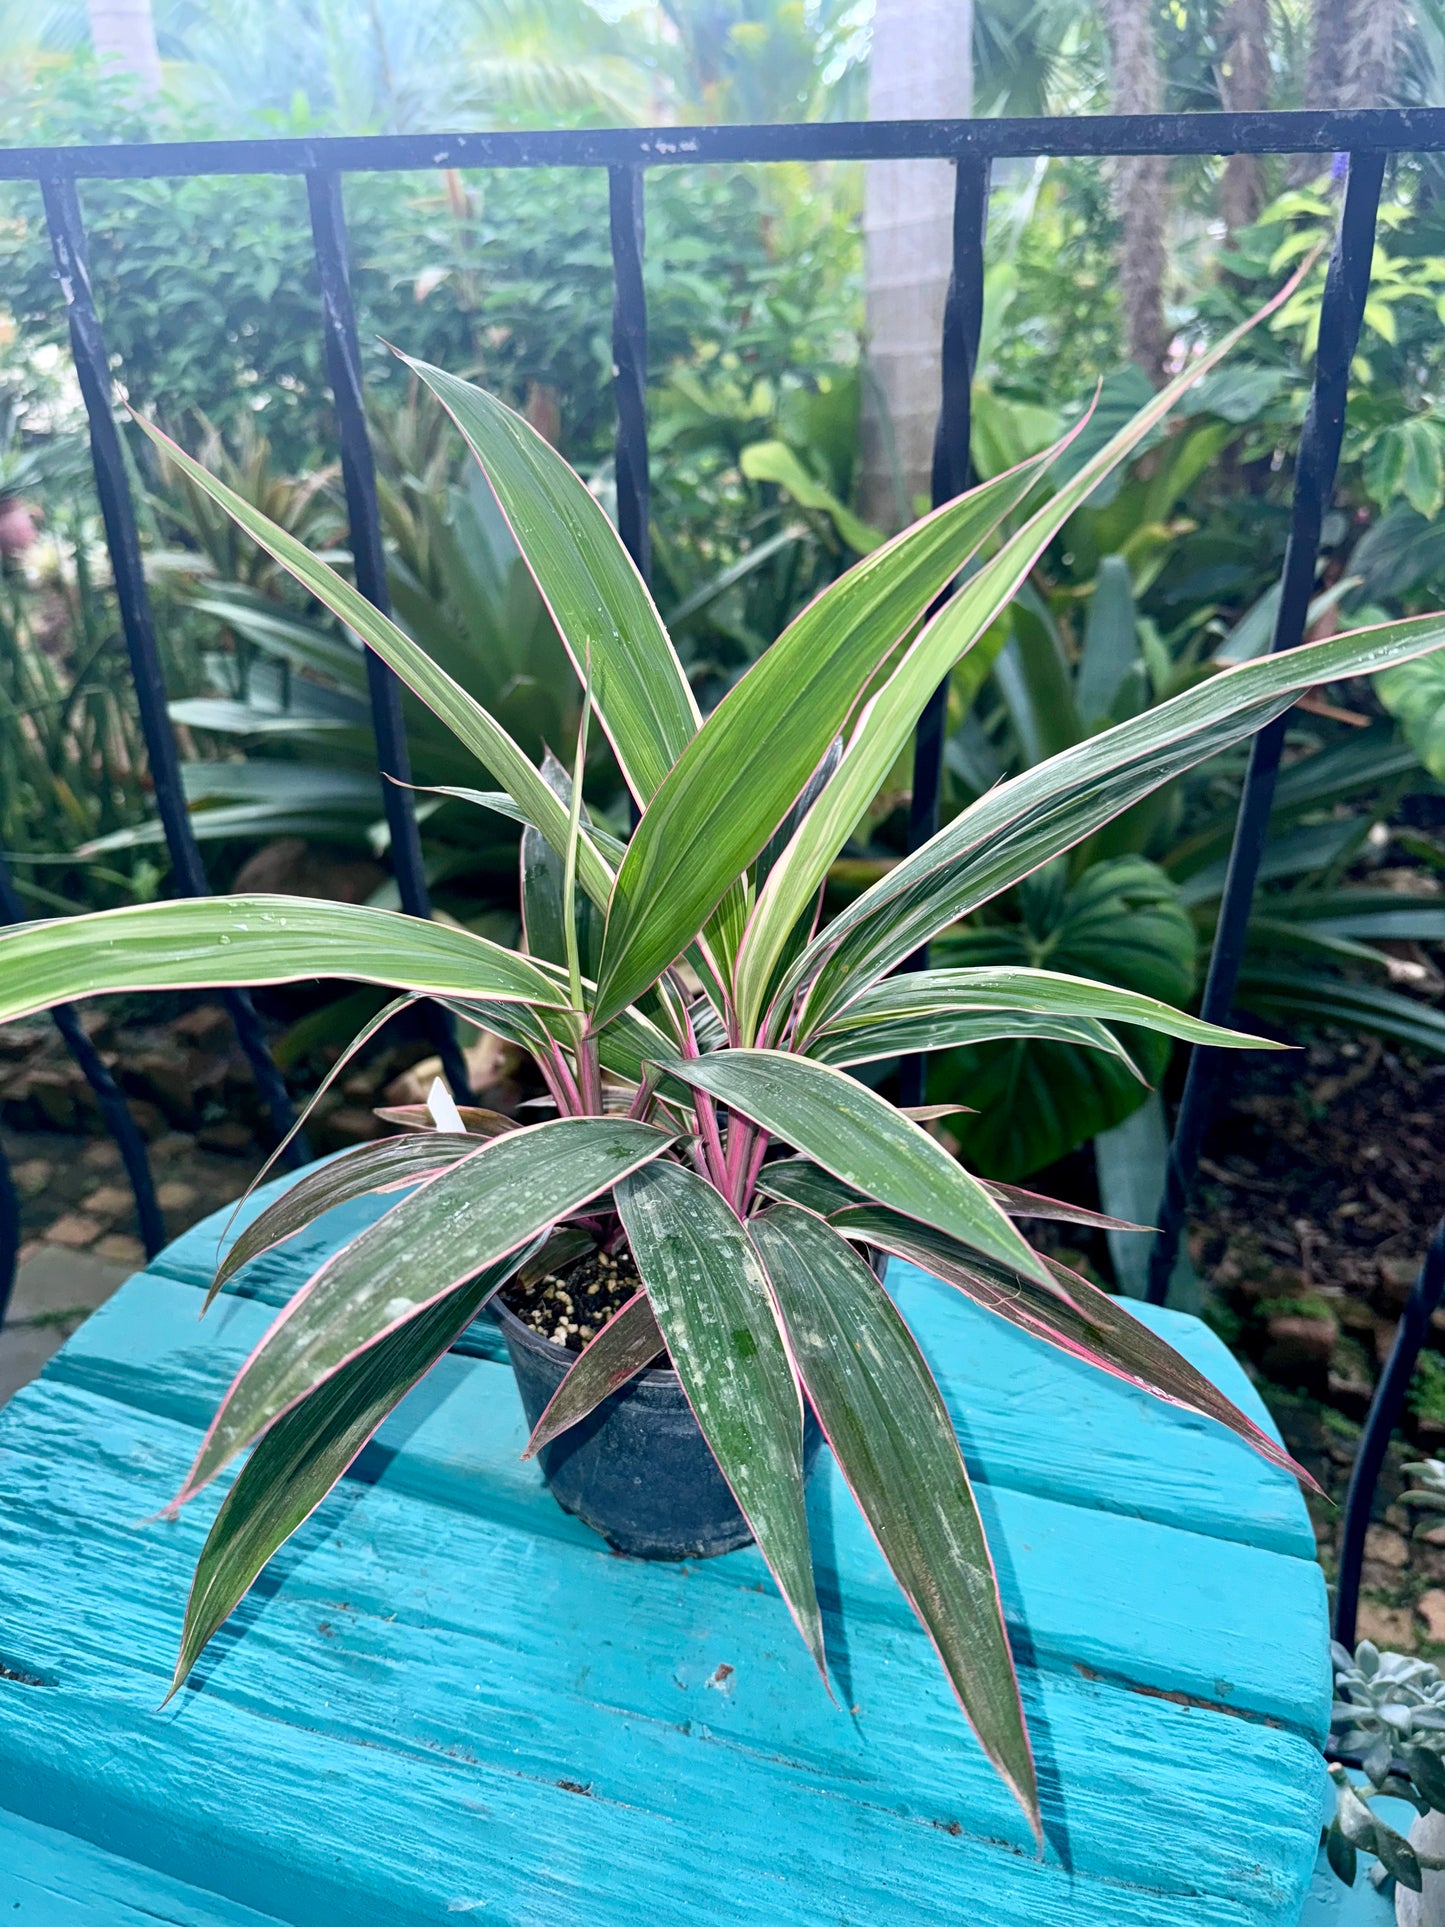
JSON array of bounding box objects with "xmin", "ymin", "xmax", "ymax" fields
[{"xmin": 489, "ymin": 1289, "xmax": 682, "ymax": 1388}]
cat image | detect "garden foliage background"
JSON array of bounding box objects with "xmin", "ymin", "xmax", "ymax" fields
[{"xmin": 4, "ymin": 0, "xmax": 1445, "ymax": 1199}]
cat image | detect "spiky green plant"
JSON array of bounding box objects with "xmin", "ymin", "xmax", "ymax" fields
[{"xmin": 6, "ymin": 294, "xmax": 1445, "ymax": 1838}]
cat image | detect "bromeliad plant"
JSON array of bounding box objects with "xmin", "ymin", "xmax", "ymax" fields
[{"xmin": 7, "ymin": 293, "xmax": 1445, "ymax": 1841}]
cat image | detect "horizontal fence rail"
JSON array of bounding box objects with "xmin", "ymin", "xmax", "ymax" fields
[
  {"xmin": 0, "ymin": 108, "xmax": 1444, "ymax": 178},
  {"xmin": 0, "ymin": 111, "xmax": 1432, "ymax": 1643}
]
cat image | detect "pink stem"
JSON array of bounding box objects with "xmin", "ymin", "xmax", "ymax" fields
[
  {"xmin": 723, "ymin": 1114, "xmax": 753, "ymax": 1212},
  {"xmin": 738, "ymin": 1127, "xmax": 772, "ymax": 1216},
  {"xmin": 545, "ymin": 1041, "xmax": 585, "ymax": 1117}
]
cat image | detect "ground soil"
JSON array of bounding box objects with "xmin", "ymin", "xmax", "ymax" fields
[{"xmin": 1184, "ymin": 1031, "xmax": 1445, "ymax": 1654}]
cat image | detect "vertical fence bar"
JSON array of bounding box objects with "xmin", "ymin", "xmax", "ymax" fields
[
  {"xmin": 0, "ymin": 1121, "xmax": 17, "ymax": 1330},
  {"xmin": 897, "ymin": 153, "xmax": 991, "ymax": 1110},
  {"xmin": 0, "ymin": 854, "xmax": 164, "ymax": 1265},
  {"xmin": 1335, "ymin": 1217, "xmax": 1445, "ymax": 1647},
  {"xmin": 40, "ymin": 176, "xmax": 304, "ymax": 1161},
  {"xmin": 305, "ymin": 169, "xmax": 472, "ymax": 1102},
  {"xmin": 609, "ymin": 165, "xmax": 651, "ymax": 586},
  {"xmin": 1145, "ymin": 151, "xmax": 1386, "ymax": 1305}
]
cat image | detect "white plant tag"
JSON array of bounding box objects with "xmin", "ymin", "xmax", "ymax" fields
[{"xmin": 426, "ymin": 1076, "xmax": 465, "ymax": 1135}]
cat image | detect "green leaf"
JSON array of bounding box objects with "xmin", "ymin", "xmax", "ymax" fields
[
  {"xmin": 1372, "ymin": 1814, "xmax": 1424, "ymax": 1893},
  {"xmin": 209, "ymin": 1132, "xmax": 479, "ymax": 1306},
  {"xmin": 754, "ymin": 1157, "xmax": 1141, "ymax": 1233},
  {"xmin": 748, "ymin": 294, "xmax": 1304, "ymax": 1043},
  {"xmin": 1404, "ymin": 1745, "xmax": 1445, "ymax": 1813},
  {"xmin": 0, "ymin": 894, "xmax": 563, "ymax": 1027},
  {"xmin": 753, "ymin": 1157, "xmax": 863, "ymax": 1215},
  {"xmin": 1236, "ymin": 965, "xmax": 1445, "ymax": 1058},
  {"xmin": 593, "ymin": 451, "xmax": 1058, "ymax": 1026},
  {"xmin": 615, "ymin": 1161, "xmax": 824, "ymax": 1673},
  {"xmin": 174, "ymin": 1117, "xmax": 676, "ymax": 1505},
  {"xmin": 923, "ymin": 858, "xmax": 1199, "ymax": 1178},
  {"xmin": 739, "ymin": 438, "xmax": 883, "ymax": 555},
  {"xmin": 1325, "ymin": 1818, "xmax": 1357, "ymax": 1888},
  {"xmin": 523, "ymin": 1290, "xmax": 665, "ymax": 1457},
  {"xmin": 1076, "ymin": 556, "xmax": 1139, "ymax": 726},
  {"xmin": 1380, "ymin": 653, "xmax": 1445, "ymax": 781},
  {"xmin": 811, "ymin": 955, "xmax": 1257, "ymax": 1055},
  {"xmin": 750, "ymin": 1202, "xmax": 1039, "ymax": 1838},
  {"xmin": 828, "ymin": 1203, "xmax": 1308, "ymax": 1485},
  {"xmin": 792, "ymin": 611, "xmax": 1445, "ymax": 1036},
  {"xmin": 171, "ymin": 1242, "xmax": 530, "ymax": 1696},
  {"xmin": 130, "ymin": 415, "xmax": 615, "ymax": 910},
  {"xmin": 660, "ymin": 1049, "xmax": 1049, "ymax": 1285},
  {"xmin": 399, "ymin": 355, "xmax": 699, "ymax": 805},
  {"xmin": 521, "ymin": 751, "xmax": 604, "ymax": 975},
  {"xmin": 809, "ymin": 1006, "xmax": 1138, "ymax": 1074}
]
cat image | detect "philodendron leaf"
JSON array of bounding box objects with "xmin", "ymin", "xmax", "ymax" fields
[
  {"xmin": 173, "ymin": 1118, "xmax": 676, "ymax": 1506},
  {"xmin": 171, "ymin": 1243, "xmax": 533, "ymax": 1696},
  {"xmin": 750, "ymin": 1201, "xmax": 1039, "ymax": 1840},
  {"xmin": 399, "ymin": 354, "xmax": 700, "ymax": 806},
  {"xmin": 830, "ymin": 1202, "xmax": 1312, "ymax": 1487},
  {"xmin": 0, "ymin": 894, "xmax": 564, "ymax": 1027},
  {"xmin": 593, "ymin": 448, "xmax": 1059, "ymax": 1026},
  {"xmin": 660, "ymin": 1049, "xmax": 1050, "ymax": 1287},
  {"xmin": 523, "ymin": 1290, "xmax": 665, "ymax": 1457},
  {"xmin": 208, "ymin": 1132, "xmax": 480, "ymax": 1308},
  {"xmin": 792, "ymin": 610, "xmax": 1445, "ymax": 1036},
  {"xmin": 922, "ymin": 859, "xmax": 1201, "ymax": 1178},
  {"xmin": 130, "ymin": 415, "xmax": 615, "ymax": 909},
  {"xmin": 615, "ymin": 1161, "xmax": 824, "ymax": 1675}
]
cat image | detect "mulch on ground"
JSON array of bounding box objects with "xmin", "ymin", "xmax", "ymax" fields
[{"xmin": 1190, "ymin": 1032, "xmax": 1445, "ymax": 1652}]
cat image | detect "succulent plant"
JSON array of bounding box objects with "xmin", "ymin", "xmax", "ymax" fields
[{"xmin": 1326, "ymin": 1641, "xmax": 1445, "ymax": 1892}]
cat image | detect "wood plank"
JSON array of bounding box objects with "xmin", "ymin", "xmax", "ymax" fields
[
  {"xmin": 0, "ymin": 1804, "xmax": 288, "ymax": 1925},
  {"xmin": 0, "ymin": 1375, "xmax": 1325, "ymax": 1927},
  {"xmin": 147, "ymin": 1174, "xmax": 1318, "ymax": 1556},
  {"xmin": 44, "ymin": 1273, "xmax": 1330, "ymax": 1739}
]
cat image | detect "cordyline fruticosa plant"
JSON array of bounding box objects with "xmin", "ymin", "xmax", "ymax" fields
[{"xmin": 5, "ymin": 288, "xmax": 1445, "ymax": 1842}]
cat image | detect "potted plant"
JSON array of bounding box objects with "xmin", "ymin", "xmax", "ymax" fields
[{"xmin": 5, "ymin": 296, "xmax": 1445, "ymax": 1841}]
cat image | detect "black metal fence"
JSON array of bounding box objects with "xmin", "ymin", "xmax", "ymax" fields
[{"xmin": 4, "ymin": 108, "xmax": 1445, "ymax": 1646}]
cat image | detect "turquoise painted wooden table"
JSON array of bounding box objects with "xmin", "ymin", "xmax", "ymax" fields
[{"xmin": 0, "ymin": 1169, "xmax": 1332, "ymax": 1926}]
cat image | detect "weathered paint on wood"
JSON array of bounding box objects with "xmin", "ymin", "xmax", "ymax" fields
[{"xmin": 0, "ymin": 1166, "xmax": 1330, "ymax": 1925}]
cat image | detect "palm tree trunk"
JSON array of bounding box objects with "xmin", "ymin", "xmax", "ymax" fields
[
  {"xmin": 1102, "ymin": 0, "xmax": 1169, "ymax": 387},
  {"xmin": 860, "ymin": 0, "xmax": 973, "ymax": 533},
  {"xmin": 86, "ymin": 0, "xmax": 162, "ymax": 93},
  {"xmin": 1341, "ymin": 0, "xmax": 1406, "ymax": 109},
  {"xmin": 1301, "ymin": 0, "xmax": 1405, "ymax": 110},
  {"xmin": 1218, "ymin": 0, "xmax": 1271, "ymax": 235}
]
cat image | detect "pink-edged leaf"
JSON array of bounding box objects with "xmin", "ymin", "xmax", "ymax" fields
[
  {"xmin": 660, "ymin": 1050, "xmax": 1051, "ymax": 1287},
  {"xmin": 982, "ymin": 1180, "xmax": 1147, "ymax": 1233},
  {"xmin": 207, "ymin": 1132, "xmax": 478, "ymax": 1308},
  {"xmin": 173, "ymin": 1117, "xmax": 676, "ymax": 1508},
  {"xmin": 523, "ymin": 1289, "xmax": 665, "ymax": 1458},
  {"xmin": 171, "ymin": 1240, "xmax": 536, "ymax": 1695},
  {"xmin": 830, "ymin": 1202, "xmax": 1316, "ymax": 1492},
  {"xmin": 616, "ymin": 1161, "xmax": 825, "ymax": 1680},
  {"xmin": 372, "ymin": 1103, "xmax": 519, "ymax": 1136},
  {"xmin": 752, "ymin": 1156, "xmax": 1082, "ymax": 1314},
  {"xmin": 750, "ymin": 1201, "xmax": 1039, "ymax": 1839}
]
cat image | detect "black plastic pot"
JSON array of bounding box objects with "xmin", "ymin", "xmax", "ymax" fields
[{"xmin": 493, "ymin": 1297, "xmax": 822, "ymax": 1560}]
